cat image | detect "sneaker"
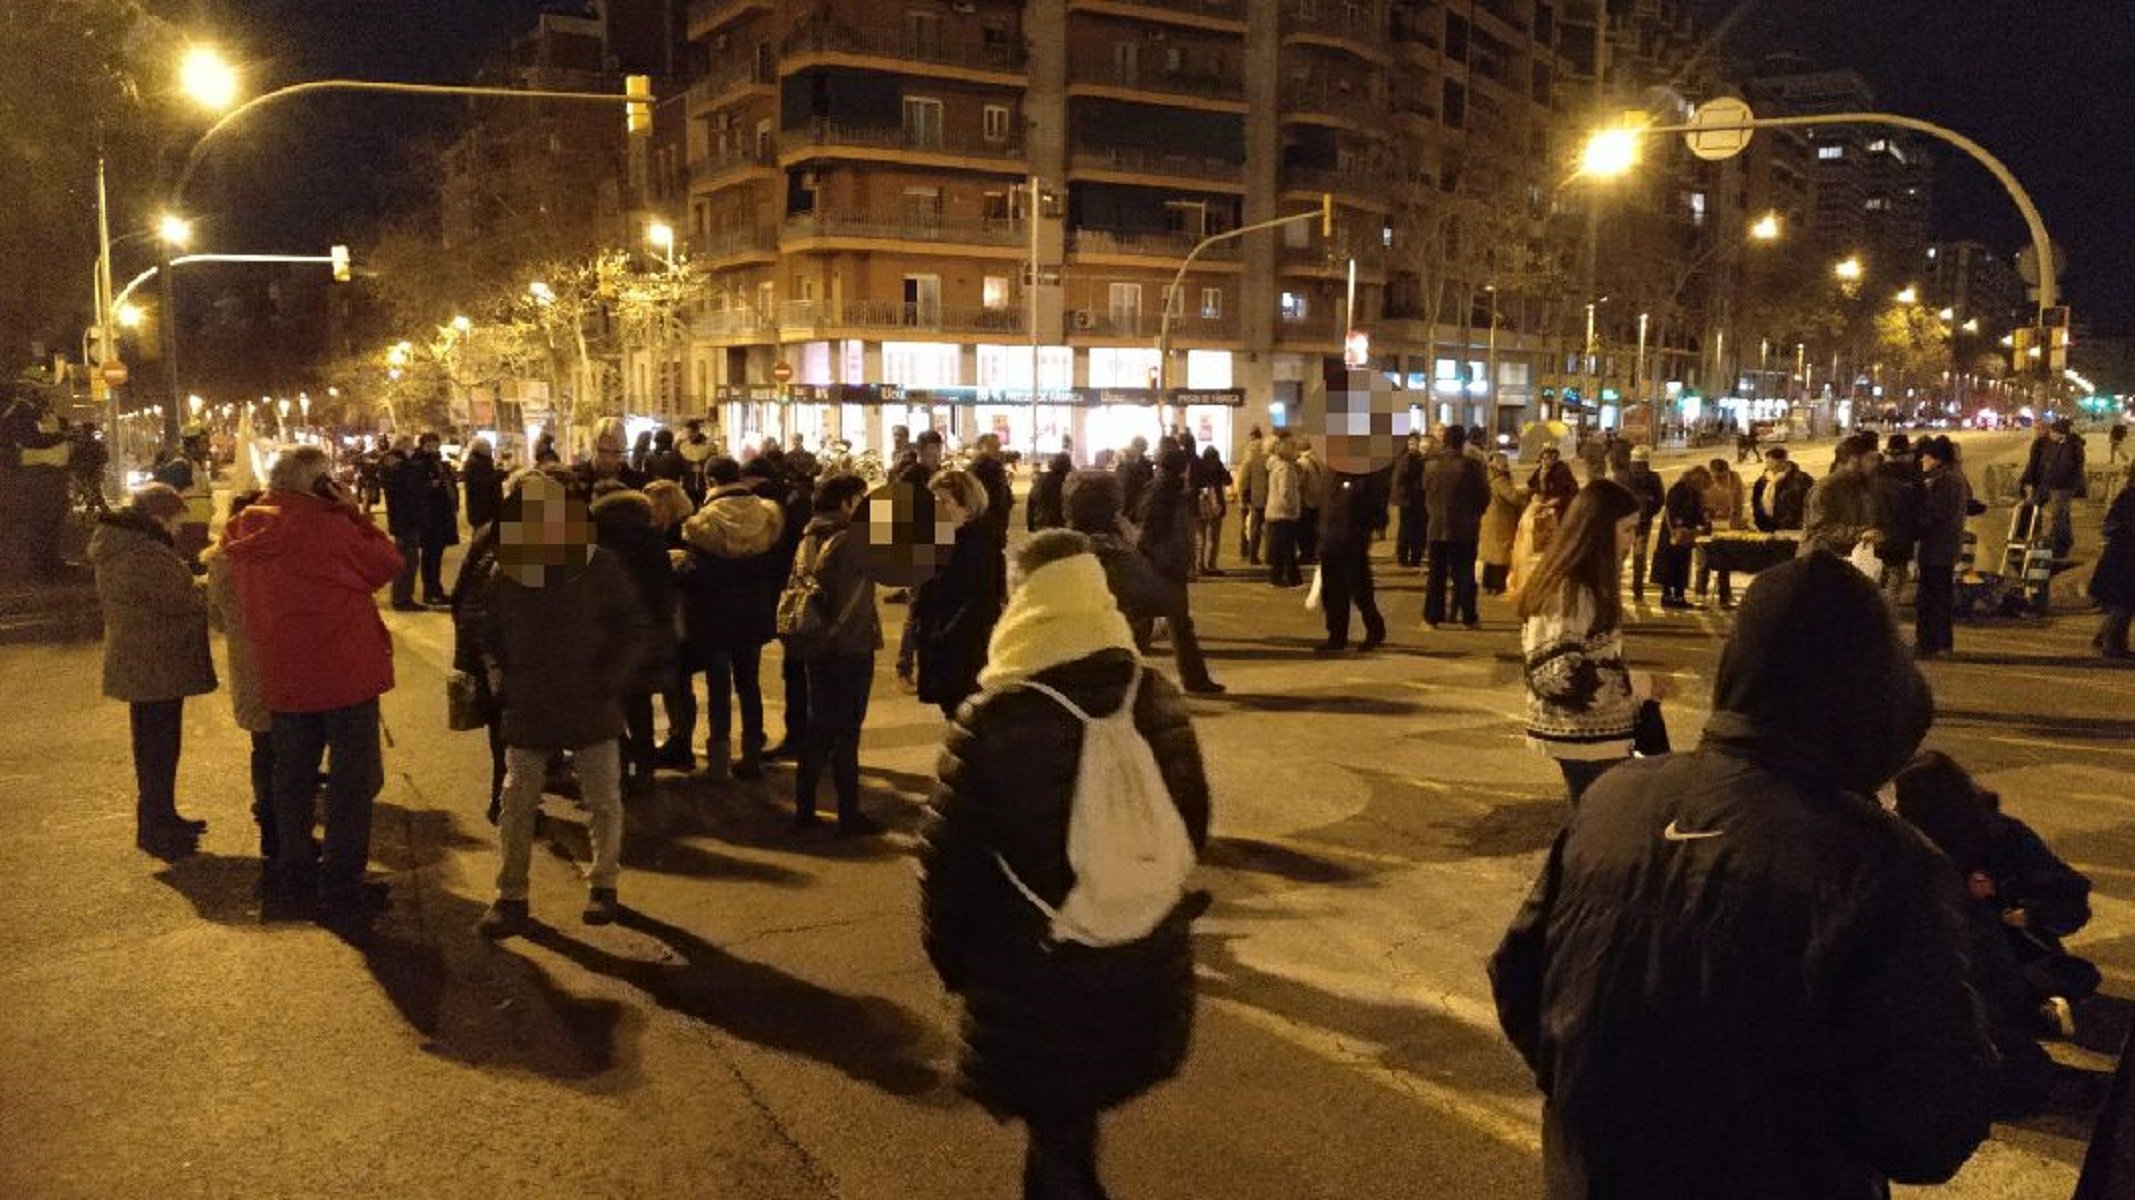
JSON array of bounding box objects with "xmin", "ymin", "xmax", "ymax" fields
[
  {"xmin": 476, "ymin": 898, "xmax": 530, "ymax": 939},
  {"xmin": 582, "ymin": 888, "xmax": 621, "ymax": 926}
]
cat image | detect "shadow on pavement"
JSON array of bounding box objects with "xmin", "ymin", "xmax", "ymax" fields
[
  {"xmin": 1936, "ymin": 709, "xmax": 2135, "ymax": 743},
  {"xmin": 1276, "ymin": 764, "xmax": 1564, "ymax": 865},
  {"xmin": 1216, "ymin": 691, "xmax": 1425, "ymax": 718},
  {"xmin": 521, "ymin": 907, "xmax": 947, "ymax": 1099},
  {"xmin": 1203, "ymin": 835, "xmax": 1363, "ymax": 886}
]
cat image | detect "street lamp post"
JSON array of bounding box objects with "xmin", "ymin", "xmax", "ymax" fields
[
  {"xmin": 1158, "ymin": 195, "xmax": 1334, "ymax": 426},
  {"xmin": 155, "ymin": 214, "xmax": 192, "ymax": 448}
]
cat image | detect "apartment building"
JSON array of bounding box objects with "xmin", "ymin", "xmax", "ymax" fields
[
  {"xmin": 1924, "ymin": 239, "xmax": 2026, "ymax": 337},
  {"xmin": 670, "ymin": 0, "xmax": 1612, "ymax": 457},
  {"xmin": 1747, "ymin": 64, "xmax": 1934, "ymax": 276}
]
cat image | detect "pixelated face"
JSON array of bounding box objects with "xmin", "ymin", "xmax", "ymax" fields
[
  {"xmin": 497, "ymin": 492, "xmax": 594, "ymax": 586},
  {"xmin": 1318, "ymin": 360, "xmax": 1416, "ymax": 473},
  {"xmin": 854, "ymin": 479, "xmax": 950, "ymax": 587}
]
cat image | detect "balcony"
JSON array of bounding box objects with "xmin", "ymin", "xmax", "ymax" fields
[
  {"xmin": 1283, "ymin": 164, "xmax": 1399, "ymax": 210},
  {"xmin": 689, "ymin": 225, "xmax": 779, "ymax": 264},
  {"xmin": 1280, "ymin": 240, "xmax": 1388, "ymax": 277},
  {"xmin": 781, "ymin": 211, "xmax": 1027, "ymax": 251},
  {"xmin": 687, "ymin": 0, "xmax": 771, "ymax": 39},
  {"xmin": 1067, "ymin": 144, "xmax": 1246, "ymax": 188},
  {"xmin": 1281, "ymin": 79, "xmax": 1392, "ymax": 136},
  {"xmin": 779, "ymin": 300, "xmax": 1027, "ymax": 337},
  {"xmin": 1067, "ymin": 64, "xmax": 1246, "ymax": 111},
  {"xmin": 781, "ymin": 120, "xmax": 1026, "ymax": 170},
  {"xmin": 687, "ymin": 145, "xmax": 779, "ymax": 192},
  {"xmin": 693, "ymin": 307, "xmax": 775, "ymax": 342},
  {"xmin": 780, "ymin": 18, "xmax": 1028, "ymax": 84},
  {"xmin": 686, "ymin": 61, "xmax": 776, "ymax": 113},
  {"xmin": 1280, "ymin": 0, "xmax": 1393, "ymax": 63},
  {"xmin": 1069, "ymin": 228, "xmax": 1242, "ymax": 263},
  {"xmin": 1067, "ymin": 0, "xmax": 1247, "ymax": 32}
]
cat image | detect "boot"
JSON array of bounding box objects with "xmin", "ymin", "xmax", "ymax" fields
[
  {"xmin": 2102, "ymin": 609, "xmax": 2133, "ymax": 659},
  {"xmin": 732, "ymin": 743, "xmax": 764, "ymax": 782},
  {"xmin": 701, "ymin": 743, "xmax": 730, "ymax": 782}
]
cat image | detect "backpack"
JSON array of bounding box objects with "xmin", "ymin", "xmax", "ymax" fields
[
  {"xmin": 775, "ymin": 531, "xmax": 844, "ymax": 656},
  {"xmin": 994, "ymin": 669, "xmax": 1196, "ymax": 948}
]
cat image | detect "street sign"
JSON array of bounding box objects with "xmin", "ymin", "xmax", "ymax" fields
[
  {"xmin": 100, "ymin": 360, "xmax": 129, "ymax": 387},
  {"xmin": 771, "ymin": 361, "xmax": 793, "ymax": 384},
  {"xmin": 1685, "ymin": 97, "xmax": 1755, "ymax": 162}
]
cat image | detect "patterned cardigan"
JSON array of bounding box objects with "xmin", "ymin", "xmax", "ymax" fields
[{"xmin": 1521, "ymin": 585, "xmax": 1638, "ymax": 761}]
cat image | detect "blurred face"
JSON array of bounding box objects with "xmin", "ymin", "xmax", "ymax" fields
[{"xmin": 1614, "ymin": 513, "xmax": 1640, "ymax": 559}]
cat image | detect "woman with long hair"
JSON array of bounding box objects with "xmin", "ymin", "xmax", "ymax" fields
[
  {"xmin": 1518, "ymin": 480, "xmax": 1670, "ymax": 801},
  {"xmin": 1654, "ymin": 465, "xmax": 1714, "ymax": 609}
]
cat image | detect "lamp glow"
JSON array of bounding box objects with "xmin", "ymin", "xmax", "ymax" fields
[
  {"xmin": 1749, "ymin": 212, "xmax": 1781, "ymax": 241},
  {"xmin": 158, "ymin": 214, "xmax": 192, "ymax": 248},
  {"xmin": 1833, "ymin": 257, "xmax": 1863, "ymax": 282},
  {"xmin": 1579, "ymin": 127, "xmax": 1641, "ymax": 179},
  {"xmin": 179, "ymin": 47, "xmax": 239, "ymax": 111}
]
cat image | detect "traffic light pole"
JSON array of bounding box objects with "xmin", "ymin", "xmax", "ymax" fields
[{"xmin": 1156, "ymin": 196, "xmax": 1334, "ymax": 429}]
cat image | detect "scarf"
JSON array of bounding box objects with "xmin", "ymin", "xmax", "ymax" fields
[{"xmin": 976, "ymin": 554, "xmax": 1138, "ymax": 689}]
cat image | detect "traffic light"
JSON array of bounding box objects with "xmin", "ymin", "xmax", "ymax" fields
[
  {"xmin": 624, "ymin": 74, "xmax": 652, "ymax": 136},
  {"xmin": 330, "ymin": 244, "xmax": 351, "ymax": 283}
]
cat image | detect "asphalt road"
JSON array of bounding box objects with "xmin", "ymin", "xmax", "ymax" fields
[{"xmin": 0, "ymin": 431, "xmax": 2126, "ymax": 1199}]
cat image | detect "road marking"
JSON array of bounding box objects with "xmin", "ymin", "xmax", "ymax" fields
[
  {"xmin": 1989, "ymin": 735, "xmax": 2135, "ymax": 758},
  {"xmin": 1202, "ymin": 994, "xmax": 1542, "ymax": 1153}
]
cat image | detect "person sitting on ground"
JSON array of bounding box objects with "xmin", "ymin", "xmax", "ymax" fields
[
  {"xmin": 920, "ymin": 528, "xmax": 1211, "ymax": 1200},
  {"xmin": 1492, "ymin": 551, "xmax": 1993, "ymax": 1197}
]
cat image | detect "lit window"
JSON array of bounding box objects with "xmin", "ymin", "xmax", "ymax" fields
[
  {"xmin": 1865, "ymin": 198, "xmax": 1888, "ymax": 211},
  {"xmin": 983, "ymin": 276, "xmax": 1010, "ymax": 310},
  {"xmin": 1201, "ymin": 288, "xmax": 1222, "ymax": 319},
  {"xmin": 1689, "ymin": 191, "xmax": 1708, "ymax": 227},
  {"xmin": 1280, "ymin": 292, "xmax": 1309, "ymax": 321},
  {"xmin": 1381, "ymin": 225, "xmax": 1394, "ymax": 248},
  {"xmin": 1817, "ymin": 145, "xmax": 1844, "ymax": 160},
  {"xmin": 983, "ymin": 105, "xmax": 1010, "ymax": 143},
  {"xmin": 1866, "ymin": 139, "xmax": 1887, "ymax": 152}
]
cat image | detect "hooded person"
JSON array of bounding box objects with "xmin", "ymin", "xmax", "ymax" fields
[
  {"xmin": 476, "ymin": 471, "xmax": 650, "ymax": 934},
  {"xmin": 1491, "ymin": 551, "xmax": 1993, "ymax": 1200},
  {"xmin": 673, "ymin": 457, "xmax": 787, "ymax": 779},
  {"xmin": 920, "ymin": 529, "xmax": 1211, "ymax": 1200},
  {"xmin": 590, "ymin": 484, "xmax": 681, "ymax": 798}
]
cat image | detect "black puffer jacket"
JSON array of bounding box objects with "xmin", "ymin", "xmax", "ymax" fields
[
  {"xmin": 591, "ymin": 491, "xmax": 679, "ymax": 694},
  {"xmin": 1491, "ymin": 553, "xmax": 1992, "ymax": 1200},
  {"xmin": 910, "ymin": 518, "xmax": 1003, "ymax": 708},
  {"xmin": 2089, "ymin": 484, "xmax": 2135, "ymax": 609},
  {"xmin": 919, "ymin": 650, "xmax": 1211, "ymax": 1119}
]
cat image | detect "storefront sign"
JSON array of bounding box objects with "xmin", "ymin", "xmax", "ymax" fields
[{"xmin": 718, "ymin": 384, "xmax": 1246, "ymax": 408}]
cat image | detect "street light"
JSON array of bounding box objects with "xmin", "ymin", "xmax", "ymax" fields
[
  {"xmin": 1579, "ymin": 127, "xmax": 1641, "ymax": 179},
  {"xmin": 1833, "ymin": 257, "xmax": 1863, "ymax": 282},
  {"xmin": 528, "ymin": 280, "xmax": 555, "ymax": 305},
  {"xmin": 1749, "ymin": 212, "xmax": 1782, "ymax": 241},
  {"xmin": 178, "ymin": 47, "xmax": 240, "ymax": 111},
  {"xmin": 115, "ymin": 303, "xmax": 143, "ymax": 328},
  {"xmin": 158, "ymin": 214, "xmax": 193, "ymax": 249},
  {"xmin": 451, "ymin": 314, "xmax": 471, "ymax": 333},
  {"xmin": 1895, "ymin": 286, "xmax": 1919, "ymax": 305},
  {"xmin": 647, "ymin": 222, "xmax": 675, "ymax": 254}
]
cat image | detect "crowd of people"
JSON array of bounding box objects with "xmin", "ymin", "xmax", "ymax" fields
[{"xmin": 78, "ymin": 409, "xmax": 2135, "ymax": 1199}]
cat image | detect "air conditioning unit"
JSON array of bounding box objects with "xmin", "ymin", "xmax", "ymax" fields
[{"xmin": 1072, "ymin": 311, "xmax": 1096, "ymax": 331}]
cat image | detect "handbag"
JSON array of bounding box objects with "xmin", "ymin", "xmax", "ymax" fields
[
  {"xmin": 445, "ymin": 669, "xmax": 492, "ymax": 732},
  {"xmin": 1633, "ymin": 698, "xmax": 1672, "ymax": 757}
]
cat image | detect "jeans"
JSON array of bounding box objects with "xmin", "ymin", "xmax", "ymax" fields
[
  {"xmin": 1240, "ymin": 506, "xmax": 1265, "ymax": 564},
  {"xmin": 1319, "ymin": 549, "xmax": 1384, "ymax": 647},
  {"xmin": 249, "ymin": 731, "xmax": 278, "ymax": 861},
  {"xmin": 1395, "ymin": 502, "xmax": 1427, "ymax": 567},
  {"xmin": 271, "ymin": 699, "xmax": 384, "ymax": 900},
  {"xmin": 393, "ymin": 537, "xmax": 446, "ymax": 604},
  {"xmin": 496, "ymin": 740, "xmax": 622, "ymax": 901},
  {"xmin": 797, "ymin": 654, "xmax": 873, "ymax": 820},
  {"xmin": 1629, "ymin": 523, "xmax": 1654, "ymax": 598},
  {"xmin": 2043, "ymin": 489, "xmax": 2075, "ymax": 559},
  {"xmin": 1916, "ymin": 560, "xmax": 1956, "ymax": 656},
  {"xmin": 1424, "ymin": 541, "xmax": 1480, "ymax": 626},
  {"xmin": 1265, "ymin": 518, "xmax": 1302, "ymax": 586},
  {"xmin": 705, "ymin": 643, "xmax": 767, "ymax": 754},
  {"xmin": 1557, "ymin": 756, "xmax": 1620, "ymax": 803},
  {"xmin": 129, "ymin": 698, "xmax": 185, "ymax": 828},
  {"xmin": 1197, "ymin": 513, "xmax": 1225, "ymax": 572}
]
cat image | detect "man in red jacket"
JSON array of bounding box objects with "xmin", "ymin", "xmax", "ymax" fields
[{"xmin": 226, "ymin": 445, "xmax": 404, "ymax": 919}]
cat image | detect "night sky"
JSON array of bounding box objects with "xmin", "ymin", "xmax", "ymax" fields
[{"xmin": 178, "ymin": 1, "xmax": 2134, "ymax": 332}]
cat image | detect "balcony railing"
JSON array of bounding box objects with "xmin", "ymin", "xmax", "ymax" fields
[
  {"xmin": 687, "ymin": 145, "xmax": 779, "ymax": 185},
  {"xmin": 779, "ymin": 300, "xmax": 1027, "ymax": 335},
  {"xmin": 781, "ymin": 18, "xmax": 1027, "ymax": 74},
  {"xmin": 694, "ymin": 307, "xmax": 773, "ymax": 339},
  {"xmin": 1281, "ymin": 241, "xmax": 1387, "ymax": 272},
  {"xmin": 1070, "ymin": 0, "xmax": 1246, "ymax": 22},
  {"xmin": 690, "ymin": 225, "xmax": 779, "ymax": 261},
  {"xmin": 1284, "ymin": 163, "xmax": 1399, "ymax": 198},
  {"xmin": 1281, "ymin": 79, "xmax": 1390, "ymax": 132},
  {"xmin": 687, "ymin": 61, "xmax": 776, "ymax": 107},
  {"xmin": 784, "ymin": 119, "xmax": 1026, "ymax": 162},
  {"xmin": 1068, "ymin": 144, "xmax": 1245, "ymax": 183},
  {"xmin": 1073, "ymin": 62, "xmax": 1245, "ymax": 103},
  {"xmin": 1281, "ymin": 0, "xmax": 1384, "ymax": 47},
  {"xmin": 687, "ymin": 0, "xmax": 770, "ymax": 34},
  {"xmin": 781, "ymin": 211, "xmax": 1026, "ymax": 248},
  {"xmin": 1069, "ymin": 228, "xmax": 1241, "ymax": 260}
]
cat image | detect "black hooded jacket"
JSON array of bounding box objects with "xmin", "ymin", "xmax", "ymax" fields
[{"xmin": 1491, "ymin": 552, "xmax": 1993, "ymax": 1200}]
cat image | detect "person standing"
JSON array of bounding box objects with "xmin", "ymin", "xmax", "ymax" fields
[
  {"xmin": 462, "ymin": 437, "xmax": 503, "ymax": 533},
  {"xmin": 788, "ymin": 473, "xmax": 885, "ymax": 834},
  {"xmin": 90, "ymin": 483, "xmax": 216, "ymax": 858},
  {"xmin": 1295, "ymin": 438, "xmax": 1329, "ymax": 564},
  {"xmin": 674, "ymin": 458, "xmax": 786, "ymax": 779},
  {"xmin": 1026, "ymin": 450, "xmax": 1073, "ymax": 533},
  {"xmin": 1192, "ymin": 445, "xmax": 1232, "ymax": 576},
  {"xmin": 968, "ymin": 432, "xmax": 1015, "ymax": 550},
  {"xmin": 1653, "ymin": 465, "xmax": 1713, "ymax": 609},
  {"xmin": 2018, "ymin": 419, "xmax": 2088, "ymax": 560},
  {"xmin": 1238, "ymin": 430, "xmax": 1270, "ymax": 566},
  {"xmin": 1478, "ymin": 452, "xmax": 1525, "ymax": 595},
  {"xmin": 590, "ymin": 486, "xmax": 680, "ymax": 800},
  {"xmin": 583, "ymin": 417, "xmax": 650, "ymax": 491},
  {"xmin": 1490, "ymin": 553, "xmax": 1992, "ymax": 1199},
  {"xmin": 757, "ymin": 459, "xmax": 814, "ymax": 762},
  {"xmin": 450, "ymin": 477, "xmax": 511, "ymax": 824},
  {"xmin": 1317, "ymin": 466, "xmax": 1390, "ymax": 652},
  {"xmin": 226, "ymin": 446, "xmax": 404, "ymax": 919},
  {"xmin": 1800, "ymin": 433, "xmax": 1884, "ymax": 557},
  {"xmin": 911, "ymin": 468, "xmax": 1005, "ymax": 718},
  {"xmin": 1422, "ymin": 426, "xmax": 1490, "ymax": 629},
  {"xmin": 920, "ymin": 529, "xmax": 1210, "ymax": 1200},
  {"xmin": 1114, "ymin": 435, "xmax": 1154, "ymax": 523},
  {"xmin": 2110, "ymin": 422, "xmax": 2127, "ymax": 465},
  {"xmin": 385, "ymin": 431, "xmax": 459, "ymax": 610},
  {"xmin": 677, "ymin": 419, "xmax": 715, "ymax": 502},
  {"xmin": 1752, "ymin": 446, "xmax": 1813, "ymax": 533},
  {"xmin": 1136, "ymin": 447, "xmax": 1226, "ymax": 695},
  {"xmin": 1391, "ymin": 431, "xmax": 1429, "ymax": 569},
  {"xmin": 1914, "ymin": 436, "xmax": 1972, "ymax": 660},
  {"xmin": 475, "ymin": 472, "xmax": 649, "ymax": 935},
  {"xmin": 644, "ymin": 427, "xmax": 686, "ymax": 484},
  {"xmin": 1620, "ymin": 446, "xmax": 1666, "ymax": 603},
  {"xmin": 2086, "ymin": 460, "xmax": 2135, "ymax": 661},
  {"xmin": 1872, "ymin": 434, "xmax": 1925, "ymax": 603},
  {"xmin": 1696, "ymin": 457, "xmax": 1747, "ymax": 607},
  {"xmin": 1263, "ymin": 434, "xmax": 1303, "ymax": 588},
  {"xmin": 1517, "ymin": 481, "xmax": 1664, "ymax": 801},
  {"xmin": 203, "ymin": 489, "xmax": 276, "ymax": 863}
]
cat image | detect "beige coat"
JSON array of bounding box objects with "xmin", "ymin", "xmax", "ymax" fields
[
  {"xmin": 1479, "ymin": 471, "xmax": 1527, "ymax": 567},
  {"xmin": 202, "ymin": 547, "xmax": 270, "ymax": 733},
  {"xmin": 89, "ymin": 514, "xmax": 216, "ymax": 704}
]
